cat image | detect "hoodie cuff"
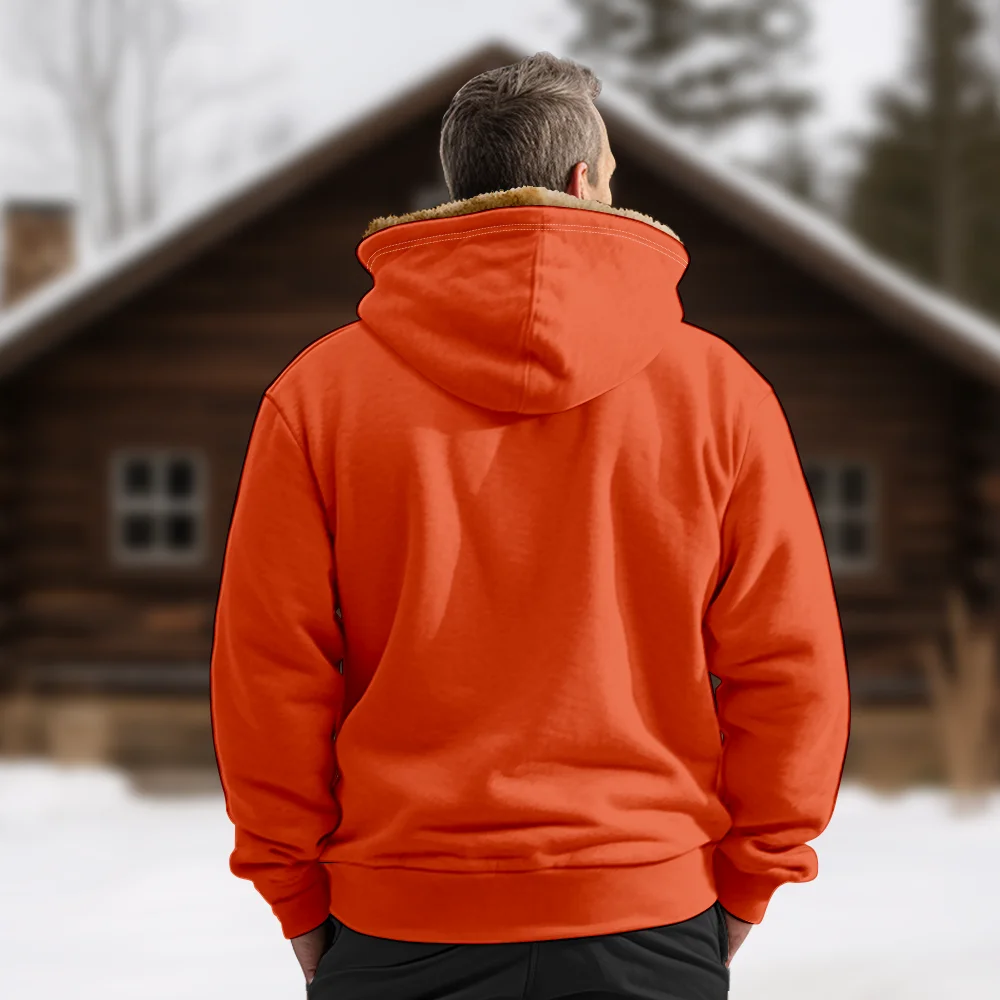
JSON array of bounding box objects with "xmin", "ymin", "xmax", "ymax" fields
[
  {"xmin": 712, "ymin": 847, "xmax": 788, "ymax": 925},
  {"xmin": 270, "ymin": 867, "xmax": 332, "ymax": 940}
]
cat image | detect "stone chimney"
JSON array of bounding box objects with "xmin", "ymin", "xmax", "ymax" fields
[{"xmin": 1, "ymin": 200, "xmax": 76, "ymax": 308}]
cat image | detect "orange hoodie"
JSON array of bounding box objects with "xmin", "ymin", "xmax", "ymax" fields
[{"xmin": 210, "ymin": 186, "xmax": 851, "ymax": 944}]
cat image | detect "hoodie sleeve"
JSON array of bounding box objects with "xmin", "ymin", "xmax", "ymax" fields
[
  {"xmin": 210, "ymin": 391, "xmax": 346, "ymax": 940},
  {"xmin": 703, "ymin": 387, "xmax": 850, "ymax": 924}
]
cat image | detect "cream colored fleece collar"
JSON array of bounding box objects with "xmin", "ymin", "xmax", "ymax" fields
[{"xmin": 362, "ymin": 185, "xmax": 682, "ymax": 243}]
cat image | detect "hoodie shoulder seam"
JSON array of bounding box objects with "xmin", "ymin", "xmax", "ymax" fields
[
  {"xmin": 260, "ymin": 391, "xmax": 335, "ymax": 536},
  {"xmin": 730, "ymin": 389, "xmax": 774, "ymax": 498},
  {"xmin": 261, "ymin": 392, "xmax": 309, "ymax": 464},
  {"xmin": 711, "ymin": 389, "xmax": 773, "ymax": 596}
]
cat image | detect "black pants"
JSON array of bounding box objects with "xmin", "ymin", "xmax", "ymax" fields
[{"xmin": 306, "ymin": 901, "xmax": 730, "ymax": 999}]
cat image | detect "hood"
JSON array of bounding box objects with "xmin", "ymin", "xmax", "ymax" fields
[{"xmin": 355, "ymin": 186, "xmax": 689, "ymax": 414}]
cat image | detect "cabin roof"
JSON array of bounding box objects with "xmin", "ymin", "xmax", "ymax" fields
[{"xmin": 2, "ymin": 36, "xmax": 1000, "ymax": 384}]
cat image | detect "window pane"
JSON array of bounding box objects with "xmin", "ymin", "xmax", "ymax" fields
[
  {"xmin": 123, "ymin": 514, "xmax": 155, "ymax": 549},
  {"xmin": 840, "ymin": 519, "xmax": 868, "ymax": 556},
  {"xmin": 804, "ymin": 463, "xmax": 827, "ymax": 504},
  {"xmin": 164, "ymin": 513, "xmax": 195, "ymax": 549},
  {"xmin": 840, "ymin": 465, "xmax": 867, "ymax": 507},
  {"xmin": 166, "ymin": 458, "xmax": 195, "ymax": 498},
  {"xmin": 123, "ymin": 458, "xmax": 153, "ymax": 495}
]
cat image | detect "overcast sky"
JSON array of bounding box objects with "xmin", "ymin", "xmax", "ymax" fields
[{"xmin": 0, "ymin": 0, "xmax": 913, "ymax": 230}]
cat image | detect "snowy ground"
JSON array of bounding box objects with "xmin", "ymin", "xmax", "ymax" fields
[{"xmin": 1, "ymin": 759, "xmax": 997, "ymax": 999}]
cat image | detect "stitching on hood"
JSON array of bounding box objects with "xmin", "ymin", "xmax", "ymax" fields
[
  {"xmin": 517, "ymin": 213, "xmax": 545, "ymax": 413},
  {"xmin": 362, "ymin": 185, "xmax": 683, "ymax": 244},
  {"xmin": 363, "ymin": 223, "xmax": 688, "ymax": 269}
]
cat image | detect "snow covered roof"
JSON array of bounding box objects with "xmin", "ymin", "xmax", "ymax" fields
[{"xmin": 2, "ymin": 36, "xmax": 1000, "ymax": 384}]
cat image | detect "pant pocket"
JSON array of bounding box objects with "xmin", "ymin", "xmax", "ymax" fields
[
  {"xmin": 315, "ymin": 916, "xmax": 345, "ymax": 971},
  {"xmin": 712, "ymin": 901, "xmax": 729, "ymax": 966}
]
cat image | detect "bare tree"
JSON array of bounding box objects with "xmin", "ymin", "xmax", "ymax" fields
[
  {"xmin": 132, "ymin": 0, "xmax": 184, "ymax": 227},
  {"xmin": 2, "ymin": 0, "xmax": 290, "ymax": 247}
]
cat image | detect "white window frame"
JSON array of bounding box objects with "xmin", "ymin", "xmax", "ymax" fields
[
  {"xmin": 108, "ymin": 448, "xmax": 208, "ymax": 567},
  {"xmin": 802, "ymin": 456, "xmax": 880, "ymax": 576}
]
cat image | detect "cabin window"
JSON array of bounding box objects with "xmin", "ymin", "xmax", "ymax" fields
[
  {"xmin": 802, "ymin": 458, "xmax": 878, "ymax": 575},
  {"xmin": 109, "ymin": 449, "xmax": 207, "ymax": 566}
]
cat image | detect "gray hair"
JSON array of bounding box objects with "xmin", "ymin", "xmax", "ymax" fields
[{"xmin": 439, "ymin": 51, "xmax": 604, "ymax": 201}]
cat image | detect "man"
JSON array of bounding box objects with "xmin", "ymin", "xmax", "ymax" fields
[{"xmin": 210, "ymin": 50, "xmax": 850, "ymax": 999}]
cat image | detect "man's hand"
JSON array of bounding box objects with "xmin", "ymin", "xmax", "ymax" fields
[
  {"xmin": 291, "ymin": 918, "xmax": 332, "ymax": 986},
  {"xmin": 721, "ymin": 907, "xmax": 753, "ymax": 967}
]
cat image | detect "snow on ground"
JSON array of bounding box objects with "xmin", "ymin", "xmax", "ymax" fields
[{"xmin": 1, "ymin": 758, "xmax": 998, "ymax": 999}]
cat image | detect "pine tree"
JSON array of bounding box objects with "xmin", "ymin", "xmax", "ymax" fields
[
  {"xmin": 567, "ymin": 0, "xmax": 815, "ymax": 134},
  {"xmin": 740, "ymin": 106, "xmax": 822, "ymax": 204},
  {"xmin": 846, "ymin": 0, "xmax": 1000, "ymax": 317}
]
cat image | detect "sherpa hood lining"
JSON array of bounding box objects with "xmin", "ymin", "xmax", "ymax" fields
[{"xmin": 361, "ymin": 185, "xmax": 683, "ymax": 244}]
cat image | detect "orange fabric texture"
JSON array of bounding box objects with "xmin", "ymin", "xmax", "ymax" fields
[{"xmin": 210, "ymin": 192, "xmax": 851, "ymax": 943}]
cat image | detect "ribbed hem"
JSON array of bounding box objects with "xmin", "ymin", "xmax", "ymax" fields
[
  {"xmin": 321, "ymin": 844, "xmax": 718, "ymax": 943},
  {"xmin": 712, "ymin": 848, "xmax": 790, "ymax": 924},
  {"xmin": 271, "ymin": 872, "xmax": 332, "ymax": 940}
]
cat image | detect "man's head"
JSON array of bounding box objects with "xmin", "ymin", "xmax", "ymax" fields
[{"xmin": 439, "ymin": 51, "xmax": 616, "ymax": 205}]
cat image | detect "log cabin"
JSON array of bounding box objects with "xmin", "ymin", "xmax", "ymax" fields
[{"xmin": 1, "ymin": 39, "xmax": 999, "ymax": 786}]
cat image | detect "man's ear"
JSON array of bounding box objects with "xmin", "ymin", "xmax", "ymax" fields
[{"xmin": 565, "ymin": 161, "xmax": 587, "ymax": 198}]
